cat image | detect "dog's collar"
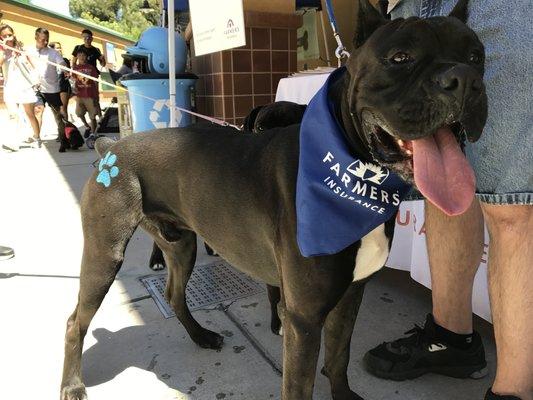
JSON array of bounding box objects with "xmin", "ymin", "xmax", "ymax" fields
[{"xmin": 296, "ymin": 68, "xmax": 411, "ymax": 257}]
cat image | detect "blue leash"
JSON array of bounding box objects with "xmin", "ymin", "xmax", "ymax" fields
[{"xmin": 324, "ymin": 0, "xmax": 350, "ymax": 64}]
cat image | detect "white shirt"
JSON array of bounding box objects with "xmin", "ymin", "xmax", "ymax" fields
[{"xmin": 26, "ymin": 46, "xmax": 65, "ymax": 93}]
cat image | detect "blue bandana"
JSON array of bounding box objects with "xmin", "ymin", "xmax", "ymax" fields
[{"xmin": 296, "ymin": 67, "xmax": 411, "ymax": 257}]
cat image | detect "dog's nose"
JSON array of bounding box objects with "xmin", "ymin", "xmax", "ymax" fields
[{"xmin": 435, "ymin": 65, "xmax": 482, "ymax": 101}]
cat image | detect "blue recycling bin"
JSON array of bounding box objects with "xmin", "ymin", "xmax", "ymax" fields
[{"xmin": 120, "ymin": 73, "xmax": 198, "ymax": 133}]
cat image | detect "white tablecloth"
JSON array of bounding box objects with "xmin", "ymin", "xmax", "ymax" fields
[{"xmin": 276, "ymin": 74, "xmax": 492, "ymax": 322}]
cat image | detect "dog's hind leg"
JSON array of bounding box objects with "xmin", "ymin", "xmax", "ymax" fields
[
  {"xmin": 61, "ymin": 179, "xmax": 142, "ymax": 400},
  {"xmin": 322, "ymin": 282, "xmax": 366, "ymax": 400},
  {"xmin": 154, "ymin": 231, "xmax": 224, "ymax": 350},
  {"xmin": 266, "ymin": 284, "xmax": 282, "ymax": 335},
  {"xmin": 149, "ymin": 242, "xmax": 166, "ymax": 271}
]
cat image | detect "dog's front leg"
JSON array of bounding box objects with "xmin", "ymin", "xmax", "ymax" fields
[
  {"xmin": 281, "ymin": 308, "xmax": 323, "ymax": 400},
  {"xmin": 322, "ymin": 282, "xmax": 367, "ymax": 400}
]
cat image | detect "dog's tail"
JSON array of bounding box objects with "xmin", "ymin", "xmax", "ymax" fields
[{"xmin": 95, "ymin": 137, "xmax": 116, "ymax": 157}]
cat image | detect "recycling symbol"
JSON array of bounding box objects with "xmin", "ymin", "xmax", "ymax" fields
[{"xmin": 149, "ymin": 99, "xmax": 183, "ymax": 129}]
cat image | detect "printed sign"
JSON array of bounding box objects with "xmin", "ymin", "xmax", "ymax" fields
[{"xmin": 189, "ymin": 0, "xmax": 246, "ymax": 56}]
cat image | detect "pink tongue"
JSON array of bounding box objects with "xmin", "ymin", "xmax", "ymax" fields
[{"xmin": 412, "ymin": 127, "xmax": 476, "ymax": 216}]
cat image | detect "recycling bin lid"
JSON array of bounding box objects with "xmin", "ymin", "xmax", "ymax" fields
[{"xmin": 119, "ymin": 72, "xmax": 198, "ymax": 81}]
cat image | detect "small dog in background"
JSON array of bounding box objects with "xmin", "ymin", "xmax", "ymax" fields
[{"xmin": 64, "ymin": 120, "xmax": 84, "ymax": 150}]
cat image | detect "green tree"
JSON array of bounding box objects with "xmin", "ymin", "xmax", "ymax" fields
[{"xmin": 69, "ymin": 0, "xmax": 161, "ymax": 40}]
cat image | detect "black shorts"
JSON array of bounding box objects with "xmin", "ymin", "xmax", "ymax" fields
[{"xmin": 36, "ymin": 92, "xmax": 62, "ymax": 108}]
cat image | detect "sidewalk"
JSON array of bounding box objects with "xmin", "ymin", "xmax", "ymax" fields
[{"xmin": 0, "ymin": 108, "xmax": 496, "ymax": 400}]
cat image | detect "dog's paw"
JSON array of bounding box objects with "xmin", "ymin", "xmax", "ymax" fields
[
  {"xmin": 61, "ymin": 383, "xmax": 88, "ymax": 400},
  {"xmin": 150, "ymin": 262, "xmax": 165, "ymax": 271},
  {"xmin": 270, "ymin": 319, "xmax": 282, "ymax": 336},
  {"xmin": 332, "ymin": 391, "xmax": 365, "ymax": 400},
  {"xmin": 195, "ymin": 329, "xmax": 224, "ymax": 350}
]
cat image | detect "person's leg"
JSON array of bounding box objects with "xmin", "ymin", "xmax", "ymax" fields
[
  {"xmin": 33, "ymin": 104, "xmax": 45, "ymax": 139},
  {"xmin": 363, "ymin": 199, "xmax": 488, "ymax": 381},
  {"xmin": 2, "ymin": 102, "xmax": 20, "ymax": 151},
  {"xmin": 86, "ymin": 98, "xmax": 98, "ymax": 133},
  {"xmin": 482, "ymin": 204, "xmax": 532, "ymax": 400},
  {"xmin": 59, "ymin": 91, "xmax": 69, "ymax": 120},
  {"xmin": 426, "ymin": 199, "xmax": 485, "ymax": 333},
  {"xmin": 21, "ymin": 103, "xmax": 41, "ymax": 139}
]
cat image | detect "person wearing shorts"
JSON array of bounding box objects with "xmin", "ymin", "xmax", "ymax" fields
[
  {"xmin": 71, "ymin": 29, "xmax": 106, "ymax": 118},
  {"xmin": 362, "ymin": 2, "xmax": 532, "ymax": 400},
  {"xmin": 0, "ymin": 24, "xmax": 40, "ymax": 151},
  {"xmin": 49, "ymin": 42, "xmax": 72, "ymax": 121},
  {"xmin": 27, "ymin": 28, "xmax": 67, "ymax": 151},
  {"xmin": 73, "ymin": 48, "xmax": 98, "ymax": 136}
]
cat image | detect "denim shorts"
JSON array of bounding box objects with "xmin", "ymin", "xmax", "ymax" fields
[{"xmin": 391, "ymin": 0, "xmax": 533, "ymax": 205}]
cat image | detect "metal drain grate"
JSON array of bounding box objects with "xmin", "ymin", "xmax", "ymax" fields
[{"xmin": 141, "ymin": 260, "xmax": 265, "ymax": 318}]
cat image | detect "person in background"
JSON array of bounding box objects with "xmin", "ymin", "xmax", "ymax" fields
[
  {"xmin": 73, "ymin": 48, "xmax": 98, "ymax": 136},
  {"xmin": 71, "ymin": 29, "xmax": 106, "ymax": 118},
  {"xmin": 26, "ymin": 28, "xmax": 67, "ymax": 151},
  {"xmin": 108, "ymin": 57, "xmax": 133, "ymax": 84},
  {"xmin": 0, "ymin": 24, "xmax": 40, "ymax": 151},
  {"xmin": 49, "ymin": 42, "xmax": 71, "ymax": 121}
]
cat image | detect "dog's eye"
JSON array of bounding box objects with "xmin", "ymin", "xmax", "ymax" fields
[
  {"xmin": 468, "ymin": 50, "xmax": 483, "ymax": 64},
  {"xmin": 257, "ymin": 126, "xmax": 264, "ymax": 131},
  {"xmin": 390, "ymin": 52, "xmax": 412, "ymax": 64}
]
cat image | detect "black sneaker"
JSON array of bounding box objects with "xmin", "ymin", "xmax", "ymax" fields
[
  {"xmin": 485, "ymin": 389, "xmax": 522, "ymax": 400},
  {"xmin": 83, "ymin": 128, "xmax": 92, "ymax": 139},
  {"xmin": 0, "ymin": 245, "xmax": 15, "ymax": 261},
  {"xmin": 363, "ymin": 314, "xmax": 488, "ymax": 381}
]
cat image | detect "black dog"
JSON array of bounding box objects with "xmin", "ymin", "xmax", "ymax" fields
[
  {"xmin": 243, "ymin": 101, "xmax": 307, "ymax": 133},
  {"xmin": 61, "ymin": 1, "xmax": 487, "ymax": 399},
  {"xmin": 64, "ymin": 120, "xmax": 85, "ymax": 150},
  {"xmin": 148, "ymin": 100, "xmax": 308, "ymax": 271}
]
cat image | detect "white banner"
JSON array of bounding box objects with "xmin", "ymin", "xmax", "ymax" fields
[{"xmin": 190, "ymin": 0, "xmax": 246, "ymax": 56}]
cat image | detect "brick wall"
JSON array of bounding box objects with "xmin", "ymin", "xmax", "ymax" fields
[{"xmin": 193, "ymin": 11, "xmax": 302, "ymax": 126}]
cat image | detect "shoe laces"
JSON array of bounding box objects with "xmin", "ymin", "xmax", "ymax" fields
[{"xmin": 388, "ymin": 323, "xmax": 433, "ymax": 353}]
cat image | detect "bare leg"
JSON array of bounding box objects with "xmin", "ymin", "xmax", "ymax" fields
[
  {"xmin": 89, "ymin": 117, "xmax": 97, "ymax": 133},
  {"xmin": 482, "ymin": 204, "xmax": 533, "ymax": 400},
  {"xmin": 60, "ymin": 92, "xmax": 69, "ymax": 120},
  {"xmin": 33, "ymin": 104, "xmax": 44, "ymax": 137},
  {"xmin": 425, "ymin": 199, "xmax": 484, "ymax": 333},
  {"xmin": 22, "ymin": 103, "xmax": 41, "ymax": 138},
  {"xmin": 77, "ymin": 113, "xmax": 90, "ymax": 130}
]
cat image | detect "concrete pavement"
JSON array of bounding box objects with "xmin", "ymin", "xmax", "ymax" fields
[{"xmin": 0, "ymin": 108, "xmax": 496, "ymax": 400}]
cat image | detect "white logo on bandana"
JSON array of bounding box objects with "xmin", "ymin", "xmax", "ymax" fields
[{"xmin": 347, "ymin": 160, "xmax": 390, "ymax": 185}]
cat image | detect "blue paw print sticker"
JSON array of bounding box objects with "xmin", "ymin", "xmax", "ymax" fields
[{"xmin": 96, "ymin": 151, "xmax": 119, "ymax": 187}]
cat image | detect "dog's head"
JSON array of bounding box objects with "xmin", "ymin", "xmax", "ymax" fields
[{"xmin": 345, "ymin": 0, "xmax": 487, "ymax": 215}]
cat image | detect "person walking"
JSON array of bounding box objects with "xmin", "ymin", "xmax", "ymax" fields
[
  {"xmin": 49, "ymin": 42, "xmax": 71, "ymax": 121},
  {"xmin": 71, "ymin": 29, "xmax": 106, "ymax": 118},
  {"xmin": 0, "ymin": 24, "xmax": 40, "ymax": 151},
  {"xmin": 72, "ymin": 48, "xmax": 99, "ymax": 135},
  {"xmin": 362, "ymin": 2, "xmax": 533, "ymax": 400},
  {"xmin": 26, "ymin": 28, "xmax": 68, "ymax": 152}
]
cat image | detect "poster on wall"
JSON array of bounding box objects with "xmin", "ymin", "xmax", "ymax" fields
[
  {"xmin": 189, "ymin": 0, "xmax": 246, "ymax": 56},
  {"xmin": 297, "ymin": 9, "xmax": 320, "ymax": 61}
]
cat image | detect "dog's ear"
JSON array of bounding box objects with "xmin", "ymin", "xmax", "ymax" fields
[
  {"xmin": 353, "ymin": 0, "xmax": 386, "ymax": 48},
  {"xmin": 243, "ymin": 105, "xmax": 264, "ymax": 132},
  {"xmin": 449, "ymin": 0, "xmax": 468, "ymax": 23}
]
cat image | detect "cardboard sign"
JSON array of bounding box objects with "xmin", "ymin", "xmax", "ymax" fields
[{"xmin": 190, "ymin": 0, "xmax": 246, "ymax": 56}]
